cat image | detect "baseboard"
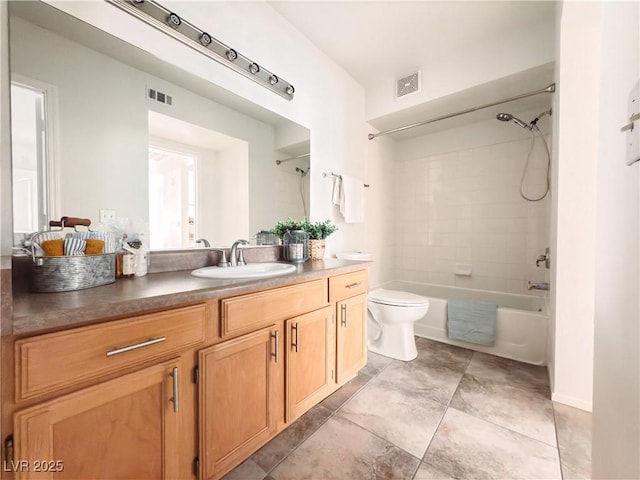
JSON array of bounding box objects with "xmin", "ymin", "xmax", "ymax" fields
[{"xmin": 551, "ymin": 391, "xmax": 593, "ymax": 412}]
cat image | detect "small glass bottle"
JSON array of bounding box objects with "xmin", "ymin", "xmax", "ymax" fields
[
  {"xmin": 283, "ymin": 230, "xmax": 309, "ymax": 263},
  {"xmin": 116, "ymin": 234, "xmax": 135, "ymax": 278},
  {"xmin": 134, "ymin": 233, "xmax": 149, "ymax": 277}
]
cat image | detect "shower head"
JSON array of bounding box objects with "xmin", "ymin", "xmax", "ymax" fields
[{"xmin": 496, "ymin": 112, "xmax": 530, "ymax": 129}]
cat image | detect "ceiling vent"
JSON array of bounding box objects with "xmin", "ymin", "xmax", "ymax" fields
[
  {"xmin": 396, "ymin": 71, "xmax": 421, "ymax": 99},
  {"xmin": 147, "ymin": 87, "xmax": 172, "ymax": 106}
]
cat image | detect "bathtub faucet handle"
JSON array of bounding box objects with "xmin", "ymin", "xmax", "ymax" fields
[
  {"xmin": 536, "ymin": 248, "xmax": 550, "ymax": 269},
  {"xmin": 527, "ymin": 281, "xmax": 550, "ymax": 291}
]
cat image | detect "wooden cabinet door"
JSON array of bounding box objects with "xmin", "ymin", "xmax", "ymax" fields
[
  {"xmin": 13, "ymin": 359, "xmax": 184, "ymax": 480},
  {"xmin": 199, "ymin": 325, "xmax": 281, "ymax": 480},
  {"xmin": 336, "ymin": 293, "xmax": 368, "ymax": 384},
  {"xmin": 286, "ymin": 306, "xmax": 335, "ymax": 422}
]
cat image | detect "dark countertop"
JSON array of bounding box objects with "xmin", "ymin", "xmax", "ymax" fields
[{"xmin": 11, "ymin": 259, "xmax": 370, "ymax": 337}]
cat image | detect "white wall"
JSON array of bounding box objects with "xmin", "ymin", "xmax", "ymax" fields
[
  {"xmin": 364, "ymin": 136, "xmax": 396, "ymax": 288},
  {"xmin": 366, "ymin": 19, "xmax": 555, "ymax": 121},
  {"xmin": 46, "ymin": 0, "xmax": 369, "ymax": 258},
  {"xmin": 392, "ymin": 114, "xmax": 551, "ymax": 295},
  {"xmin": 591, "ymin": 1, "xmax": 640, "ymax": 477},
  {"xmin": 550, "ymin": 1, "xmax": 600, "ymax": 411}
]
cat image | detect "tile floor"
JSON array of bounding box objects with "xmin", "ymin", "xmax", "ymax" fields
[{"xmin": 224, "ymin": 337, "xmax": 592, "ymax": 480}]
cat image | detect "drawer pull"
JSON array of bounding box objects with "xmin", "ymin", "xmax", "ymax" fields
[
  {"xmin": 170, "ymin": 367, "xmax": 179, "ymax": 413},
  {"xmin": 271, "ymin": 330, "xmax": 280, "ymax": 364},
  {"xmin": 341, "ymin": 304, "xmax": 348, "ymax": 327},
  {"xmin": 346, "ymin": 282, "xmax": 362, "ymax": 289},
  {"xmin": 291, "ymin": 323, "xmax": 299, "ymax": 353},
  {"xmin": 106, "ymin": 336, "xmax": 167, "ymax": 357}
]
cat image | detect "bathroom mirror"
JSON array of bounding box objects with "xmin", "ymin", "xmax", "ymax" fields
[{"xmin": 8, "ymin": 1, "xmax": 311, "ymax": 249}]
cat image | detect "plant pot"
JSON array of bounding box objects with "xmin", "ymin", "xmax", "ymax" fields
[{"xmin": 308, "ymin": 239, "xmax": 326, "ymax": 260}]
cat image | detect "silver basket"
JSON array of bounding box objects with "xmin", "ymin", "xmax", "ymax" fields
[
  {"xmin": 28, "ymin": 226, "xmax": 116, "ymax": 293},
  {"xmin": 30, "ymin": 253, "xmax": 116, "ymax": 293}
]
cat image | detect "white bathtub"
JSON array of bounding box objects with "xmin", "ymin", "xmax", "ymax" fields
[{"xmin": 381, "ymin": 280, "xmax": 549, "ymax": 365}]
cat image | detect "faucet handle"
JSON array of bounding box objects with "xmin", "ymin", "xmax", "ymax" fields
[
  {"xmin": 212, "ymin": 249, "xmax": 230, "ymax": 267},
  {"xmin": 536, "ymin": 248, "xmax": 550, "ymax": 269},
  {"xmin": 237, "ymin": 249, "xmax": 246, "ymax": 266}
]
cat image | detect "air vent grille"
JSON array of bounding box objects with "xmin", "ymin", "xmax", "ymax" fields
[
  {"xmin": 396, "ymin": 71, "xmax": 421, "ymax": 99},
  {"xmin": 148, "ymin": 88, "xmax": 172, "ymax": 106}
]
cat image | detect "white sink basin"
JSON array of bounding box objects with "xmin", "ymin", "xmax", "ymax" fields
[{"xmin": 191, "ymin": 262, "xmax": 297, "ymax": 280}]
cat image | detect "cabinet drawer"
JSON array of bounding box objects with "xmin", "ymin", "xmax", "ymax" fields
[
  {"xmin": 329, "ymin": 270, "xmax": 368, "ymax": 303},
  {"xmin": 221, "ymin": 279, "xmax": 328, "ymax": 338},
  {"xmin": 16, "ymin": 304, "xmax": 207, "ymax": 401}
]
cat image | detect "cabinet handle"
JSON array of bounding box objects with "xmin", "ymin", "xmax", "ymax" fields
[
  {"xmin": 271, "ymin": 330, "xmax": 280, "ymax": 363},
  {"xmin": 346, "ymin": 282, "xmax": 362, "ymax": 289},
  {"xmin": 292, "ymin": 323, "xmax": 299, "ymax": 352},
  {"xmin": 341, "ymin": 304, "xmax": 348, "ymax": 327},
  {"xmin": 170, "ymin": 367, "xmax": 179, "ymax": 413},
  {"xmin": 106, "ymin": 336, "xmax": 167, "ymax": 357}
]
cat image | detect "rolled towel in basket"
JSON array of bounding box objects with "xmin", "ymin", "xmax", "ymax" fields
[
  {"xmin": 85, "ymin": 239, "xmax": 105, "ymax": 255},
  {"xmin": 41, "ymin": 239, "xmax": 64, "ymax": 256},
  {"xmin": 72, "ymin": 231, "xmax": 116, "ymax": 253},
  {"xmin": 64, "ymin": 237, "xmax": 86, "ymax": 256}
]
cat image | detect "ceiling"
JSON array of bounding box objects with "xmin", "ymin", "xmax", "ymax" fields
[{"xmin": 269, "ymin": 0, "xmax": 557, "ymax": 139}]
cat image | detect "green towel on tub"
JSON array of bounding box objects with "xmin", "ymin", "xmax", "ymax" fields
[{"xmin": 447, "ymin": 298, "xmax": 497, "ymax": 346}]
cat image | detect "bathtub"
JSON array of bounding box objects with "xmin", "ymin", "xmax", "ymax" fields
[{"xmin": 381, "ymin": 280, "xmax": 549, "ymax": 365}]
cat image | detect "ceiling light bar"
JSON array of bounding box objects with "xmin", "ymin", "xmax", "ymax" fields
[{"xmin": 107, "ymin": 0, "xmax": 295, "ymax": 100}]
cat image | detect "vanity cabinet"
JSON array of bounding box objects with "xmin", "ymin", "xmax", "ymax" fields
[
  {"xmin": 336, "ymin": 293, "xmax": 368, "ymax": 383},
  {"xmin": 13, "ymin": 357, "xmax": 187, "ymax": 480},
  {"xmin": 9, "ymin": 304, "xmax": 207, "ymax": 480},
  {"xmin": 285, "ymin": 306, "xmax": 335, "ymax": 422},
  {"xmin": 6, "ymin": 267, "xmax": 369, "ymax": 480},
  {"xmin": 199, "ymin": 272, "xmax": 367, "ymax": 480},
  {"xmin": 329, "ymin": 270, "xmax": 368, "ymax": 384},
  {"xmin": 198, "ymin": 325, "xmax": 282, "ymax": 480}
]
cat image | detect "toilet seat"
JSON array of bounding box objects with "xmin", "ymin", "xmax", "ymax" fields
[{"xmin": 368, "ymin": 289, "xmax": 429, "ymax": 307}]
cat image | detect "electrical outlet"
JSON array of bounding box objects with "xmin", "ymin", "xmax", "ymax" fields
[{"xmin": 99, "ymin": 209, "xmax": 116, "ymax": 223}]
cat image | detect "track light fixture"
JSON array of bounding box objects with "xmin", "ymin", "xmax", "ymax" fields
[{"xmin": 108, "ymin": 0, "xmax": 295, "ymax": 100}]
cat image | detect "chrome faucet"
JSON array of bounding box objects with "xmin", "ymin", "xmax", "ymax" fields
[
  {"xmin": 195, "ymin": 238, "xmax": 211, "ymax": 248},
  {"xmin": 536, "ymin": 248, "xmax": 550, "ymax": 269},
  {"xmin": 527, "ymin": 281, "xmax": 550, "ymax": 291},
  {"xmin": 230, "ymin": 239, "xmax": 249, "ymax": 266}
]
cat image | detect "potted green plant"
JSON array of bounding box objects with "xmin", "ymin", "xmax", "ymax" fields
[
  {"xmin": 301, "ymin": 219, "xmax": 337, "ymax": 260},
  {"xmin": 272, "ymin": 218, "xmax": 303, "ymax": 240}
]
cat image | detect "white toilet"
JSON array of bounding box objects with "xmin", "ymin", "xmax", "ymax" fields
[{"xmin": 367, "ymin": 289, "xmax": 430, "ymax": 361}]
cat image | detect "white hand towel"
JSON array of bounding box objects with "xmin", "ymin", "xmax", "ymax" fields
[
  {"xmin": 332, "ymin": 175, "xmax": 344, "ymax": 208},
  {"xmin": 339, "ymin": 174, "xmax": 365, "ymax": 223}
]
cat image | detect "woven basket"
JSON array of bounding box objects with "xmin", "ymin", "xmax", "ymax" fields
[{"xmin": 308, "ymin": 239, "xmax": 326, "ymax": 260}]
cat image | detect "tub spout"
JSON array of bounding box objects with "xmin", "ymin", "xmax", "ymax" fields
[{"xmin": 527, "ymin": 281, "xmax": 549, "ymax": 291}]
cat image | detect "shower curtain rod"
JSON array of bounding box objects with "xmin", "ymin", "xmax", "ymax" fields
[
  {"xmin": 368, "ymin": 83, "xmax": 556, "ymax": 140},
  {"xmin": 275, "ymin": 152, "xmax": 310, "ymax": 165}
]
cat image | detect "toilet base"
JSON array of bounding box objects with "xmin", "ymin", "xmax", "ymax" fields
[{"xmin": 367, "ymin": 321, "xmax": 418, "ymax": 361}]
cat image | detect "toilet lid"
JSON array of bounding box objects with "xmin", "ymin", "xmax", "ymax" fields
[{"xmin": 368, "ymin": 288, "xmax": 429, "ymax": 307}]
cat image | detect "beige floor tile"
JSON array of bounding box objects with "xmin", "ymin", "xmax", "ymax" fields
[
  {"xmin": 338, "ymin": 376, "xmax": 447, "ymax": 458},
  {"xmin": 424, "ymin": 408, "xmax": 562, "ymax": 479},
  {"xmin": 222, "ymin": 458, "xmax": 267, "ymax": 480},
  {"xmin": 269, "ymin": 416, "xmax": 420, "ymax": 480},
  {"xmin": 414, "ymin": 337, "xmax": 475, "ymax": 372},
  {"xmin": 360, "ymin": 350, "xmax": 394, "ymax": 377},
  {"xmin": 450, "ymin": 373, "xmax": 557, "ymax": 446},
  {"xmin": 320, "ymin": 373, "xmax": 370, "ymax": 412},
  {"xmin": 414, "ymin": 461, "xmax": 456, "ymax": 480},
  {"xmin": 375, "ymin": 357, "xmax": 465, "ymax": 406},
  {"xmin": 554, "ymin": 402, "xmax": 592, "ymax": 479},
  {"xmin": 249, "ymin": 405, "xmax": 333, "ymax": 473},
  {"xmin": 465, "ymin": 352, "xmax": 550, "ymax": 397}
]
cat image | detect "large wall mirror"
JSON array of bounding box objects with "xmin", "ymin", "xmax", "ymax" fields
[{"xmin": 8, "ymin": 1, "xmax": 311, "ymax": 250}]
